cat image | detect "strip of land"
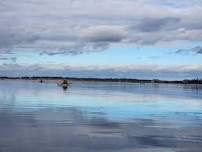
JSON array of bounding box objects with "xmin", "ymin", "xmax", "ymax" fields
[{"xmin": 0, "ymin": 76, "xmax": 201, "ymax": 84}]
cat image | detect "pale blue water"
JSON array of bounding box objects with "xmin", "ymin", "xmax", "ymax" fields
[{"xmin": 0, "ymin": 80, "xmax": 202, "ymax": 152}]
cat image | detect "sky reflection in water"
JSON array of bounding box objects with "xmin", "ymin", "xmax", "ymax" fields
[{"xmin": 0, "ymin": 80, "xmax": 202, "ymax": 152}]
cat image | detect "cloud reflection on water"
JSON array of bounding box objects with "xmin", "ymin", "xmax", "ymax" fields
[{"xmin": 0, "ymin": 80, "xmax": 202, "ymax": 151}]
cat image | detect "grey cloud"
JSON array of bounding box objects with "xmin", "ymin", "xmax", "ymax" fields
[
  {"xmin": 135, "ymin": 17, "xmax": 181, "ymax": 32},
  {"xmin": 40, "ymin": 50, "xmax": 83, "ymax": 56},
  {"xmin": 37, "ymin": 25, "xmax": 126, "ymax": 56},
  {"xmin": 0, "ymin": 64, "xmax": 190, "ymax": 72},
  {"xmin": 0, "ymin": 64, "xmax": 202, "ymax": 80},
  {"xmin": 80, "ymin": 25, "xmax": 127, "ymax": 42},
  {"xmin": 39, "ymin": 51, "xmax": 67, "ymax": 56},
  {"xmin": 38, "ymin": 41, "xmax": 109, "ymax": 56},
  {"xmin": 0, "ymin": 0, "xmax": 202, "ymax": 55},
  {"xmin": 176, "ymin": 46, "xmax": 202, "ymax": 55},
  {"xmin": 0, "ymin": 57, "xmax": 17, "ymax": 62}
]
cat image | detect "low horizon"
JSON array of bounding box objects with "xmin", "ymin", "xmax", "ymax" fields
[{"xmin": 1, "ymin": 76, "xmax": 202, "ymax": 83}]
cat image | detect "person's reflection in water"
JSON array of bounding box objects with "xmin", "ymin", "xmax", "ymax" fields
[{"xmin": 62, "ymin": 85, "xmax": 68, "ymax": 91}]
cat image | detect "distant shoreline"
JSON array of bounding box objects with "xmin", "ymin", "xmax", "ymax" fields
[{"xmin": 0, "ymin": 76, "xmax": 201, "ymax": 85}]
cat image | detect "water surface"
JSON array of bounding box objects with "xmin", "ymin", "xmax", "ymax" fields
[{"xmin": 0, "ymin": 80, "xmax": 202, "ymax": 152}]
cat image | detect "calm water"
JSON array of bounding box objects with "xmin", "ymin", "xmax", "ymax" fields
[{"xmin": 0, "ymin": 80, "xmax": 202, "ymax": 152}]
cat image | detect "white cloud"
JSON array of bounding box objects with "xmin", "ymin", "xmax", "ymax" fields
[
  {"xmin": 0, "ymin": 0, "xmax": 202, "ymax": 55},
  {"xmin": 1, "ymin": 63, "xmax": 202, "ymax": 79}
]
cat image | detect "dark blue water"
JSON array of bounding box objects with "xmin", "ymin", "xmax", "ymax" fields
[{"xmin": 0, "ymin": 80, "xmax": 202, "ymax": 152}]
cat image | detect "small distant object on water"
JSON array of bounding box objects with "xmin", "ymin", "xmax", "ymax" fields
[
  {"xmin": 40, "ymin": 79, "xmax": 43, "ymax": 83},
  {"xmin": 58, "ymin": 79, "xmax": 71, "ymax": 90}
]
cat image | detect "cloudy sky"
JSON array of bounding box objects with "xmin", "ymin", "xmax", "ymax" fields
[{"xmin": 0, "ymin": 0, "xmax": 202, "ymax": 79}]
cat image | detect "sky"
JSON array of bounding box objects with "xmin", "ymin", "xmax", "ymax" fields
[{"xmin": 0, "ymin": 0, "xmax": 202, "ymax": 79}]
